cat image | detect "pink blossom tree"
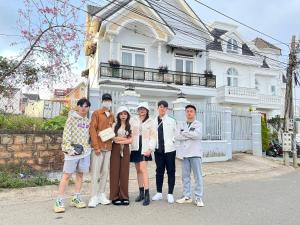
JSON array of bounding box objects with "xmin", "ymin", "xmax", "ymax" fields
[{"xmin": 1, "ymin": 0, "xmax": 89, "ymax": 95}]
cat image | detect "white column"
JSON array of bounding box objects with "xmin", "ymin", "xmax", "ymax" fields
[
  {"xmin": 108, "ymin": 34, "xmax": 115, "ymax": 60},
  {"xmin": 172, "ymin": 95, "xmax": 190, "ymax": 122},
  {"xmin": 157, "ymin": 41, "xmax": 162, "ymax": 66},
  {"xmin": 251, "ymin": 110, "xmax": 262, "ymax": 156},
  {"xmin": 120, "ymin": 89, "xmax": 140, "ymax": 115},
  {"xmin": 223, "ymin": 107, "xmax": 232, "ymax": 160}
]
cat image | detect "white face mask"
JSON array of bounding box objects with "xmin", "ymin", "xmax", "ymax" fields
[{"xmin": 102, "ymin": 101, "xmax": 112, "ymax": 109}]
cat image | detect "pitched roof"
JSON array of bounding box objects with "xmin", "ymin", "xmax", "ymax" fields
[
  {"xmin": 211, "ymin": 28, "xmax": 228, "ymax": 39},
  {"xmin": 242, "ymin": 43, "xmax": 254, "ymax": 56},
  {"xmin": 206, "ymin": 28, "xmax": 227, "ymax": 51},
  {"xmin": 147, "ymin": 0, "xmax": 209, "ymax": 50},
  {"xmin": 23, "ymin": 93, "xmax": 40, "ymax": 101},
  {"xmin": 95, "ymin": 0, "xmax": 209, "ymax": 50},
  {"xmin": 87, "ymin": 5, "xmax": 102, "ymax": 16},
  {"xmin": 261, "ymin": 58, "xmax": 270, "ymax": 68},
  {"xmin": 206, "ymin": 39, "xmax": 223, "ymax": 51},
  {"xmin": 253, "ymin": 37, "xmax": 281, "ymax": 51}
]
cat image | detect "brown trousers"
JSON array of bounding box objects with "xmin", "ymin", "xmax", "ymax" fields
[{"xmin": 110, "ymin": 143, "xmax": 130, "ymax": 200}]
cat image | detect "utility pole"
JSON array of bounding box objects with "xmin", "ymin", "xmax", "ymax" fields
[{"xmin": 283, "ymin": 35, "xmax": 298, "ymax": 167}]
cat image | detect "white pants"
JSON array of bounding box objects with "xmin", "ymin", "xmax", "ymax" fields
[{"xmin": 90, "ymin": 151, "xmax": 111, "ymax": 197}]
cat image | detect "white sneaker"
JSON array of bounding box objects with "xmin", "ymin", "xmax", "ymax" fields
[
  {"xmin": 167, "ymin": 194, "xmax": 174, "ymax": 204},
  {"xmin": 195, "ymin": 198, "xmax": 205, "ymax": 207},
  {"xmin": 97, "ymin": 193, "xmax": 111, "ymax": 205},
  {"xmin": 176, "ymin": 196, "xmax": 193, "ymax": 204},
  {"xmin": 152, "ymin": 193, "xmax": 163, "ymax": 201},
  {"xmin": 88, "ymin": 196, "xmax": 99, "ymax": 208}
]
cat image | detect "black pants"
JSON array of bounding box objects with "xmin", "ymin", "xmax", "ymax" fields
[{"xmin": 154, "ymin": 151, "xmax": 176, "ymax": 194}]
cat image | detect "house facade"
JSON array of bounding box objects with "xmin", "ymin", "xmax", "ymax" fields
[
  {"xmin": 85, "ymin": 0, "xmax": 217, "ymax": 114},
  {"xmin": 206, "ymin": 21, "xmax": 284, "ymax": 118},
  {"xmin": 84, "ymin": 1, "xmax": 284, "ymax": 119}
]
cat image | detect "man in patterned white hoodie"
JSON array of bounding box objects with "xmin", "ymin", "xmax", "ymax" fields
[{"xmin": 53, "ymin": 98, "xmax": 92, "ymax": 213}]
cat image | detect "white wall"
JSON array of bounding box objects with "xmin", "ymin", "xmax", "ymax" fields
[{"xmin": 0, "ymin": 90, "xmax": 22, "ymax": 114}]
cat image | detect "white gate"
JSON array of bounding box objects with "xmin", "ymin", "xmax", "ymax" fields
[{"xmin": 231, "ymin": 110, "xmax": 252, "ymax": 152}]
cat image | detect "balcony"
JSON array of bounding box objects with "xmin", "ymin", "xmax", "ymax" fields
[
  {"xmin": 217, "ymin": 86, "xmax": 258, "ymax": 105},
  {"xmin": 98, "ymin": 63, "xmax": 216, "ymax": 88},
  {"xmin": 217, "ymin": 86, "xmax": 282, "ymax": 109},
  {"xmin": 258, "ymin": 94, "xmax": 281, "ymax": 109}
]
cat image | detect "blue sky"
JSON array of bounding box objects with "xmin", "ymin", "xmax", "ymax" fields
[{"xmin": 0, "ymin": 0, "xmax": 299, "ymax": 99}]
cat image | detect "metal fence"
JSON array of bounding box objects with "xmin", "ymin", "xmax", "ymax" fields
[{"xmin": 231, "ymin": 110, "xmax": 252, "ymax": 140}]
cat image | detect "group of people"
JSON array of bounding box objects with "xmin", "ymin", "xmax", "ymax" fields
[{"xmin": 53, "ymin": 93, "xmax": 204, "ymax": 213}]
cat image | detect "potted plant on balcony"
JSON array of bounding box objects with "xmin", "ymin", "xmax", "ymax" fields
[
  {"xmin": 204, "ymin": 69, "xmax": 213, "ymax": 77},
  {"xmin": 158, "ymin": 65, "xmax": 168, "ymax": 74},
  {"xmin": 108, "ymin": 60, "xmax": 120, "ymax": 78},
  {"xmin": 158, "ymin": 65, "xmax": 172, "ymax": 83}
]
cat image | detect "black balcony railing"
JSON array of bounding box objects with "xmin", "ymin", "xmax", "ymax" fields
[{"xmin": 99, "ymin": 63, "xmax": 216, "ymax": 88}]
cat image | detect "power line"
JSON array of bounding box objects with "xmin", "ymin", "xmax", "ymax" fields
[
  {"xmin": 55, "ymin": 0, "xmax": 289, "ymax": 68},
  {"xmin": 147, "ymin": 0, "xmax": 290, "ymax": 56},
  {"xmin": 101, "ymin": 0, "xmax": 289, "ymax": 67},
  {"xmin": 0, "ymin": 33, "xmax": 22, "ymax": 37},
  {"xmin": 192, "ymin": 0, "xmax": 290, "ymax": 48}
]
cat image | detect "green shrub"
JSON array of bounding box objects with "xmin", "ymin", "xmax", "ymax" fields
[
  {"xmin": 0, "ymin": 113, "xmax": 44, "ymax": 131},
  {"xmin": 261, "ymin": 117, "xmax": 269, "ymax": 152},
  {"xmin": 41, "ymin": 116, "xmax": 67, "ymax": 131},
  {"xmin": 60, "ymin": 106, "xmax": 70, "ymax": 117}
]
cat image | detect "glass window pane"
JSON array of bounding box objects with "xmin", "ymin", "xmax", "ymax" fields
[
  {"xmin": 135, "ymin": 54, "xmax": 145, "ymax": 67},
  {"xmin": 271, "ymin": 85, "xmax": 276, "ymax": 95},
  {"xmin": 233, "ymin": 78, "xmax": 238, "ymax": 86},
  {"xmin": 122, "ymin": 52, "xmax": 132, "ymax": 66},
  {"xmin": 186, "ymin": 61, "xmax": 193, "ymax": 73},
  {"xmin": 227, "ymin": 77, "xmax": 231, "ymax": 86},
  {"xmin": 176, "ymin": 59, "xmax": 184, "ymax": 72}
]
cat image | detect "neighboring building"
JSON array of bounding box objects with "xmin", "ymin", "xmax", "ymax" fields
[
  {"xmin": 0, "ymin": 88, "xmax": 22, "ymax": 114},
  {"xmin": 206, "ymin": 21, "xmax": 284, "ymax": 118},
  {"xmin": 85, "ymin": 0, "xmax": 216, "ymax": 113},
  {"xmin": 43, "ymin": 100, "xmax": 65, "ymax": 119},
  {"xmin": 64, "ymin": 82, "xmax": 87, "ymax": 109},
  {"xmin": 22, "ymin": 93, "xmax": 44, "ymax": 117}
]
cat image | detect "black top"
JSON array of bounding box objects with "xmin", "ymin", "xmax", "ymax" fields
[{"xmin": 157, "ymin": 117, "xmax": 165, "ymax": 154}]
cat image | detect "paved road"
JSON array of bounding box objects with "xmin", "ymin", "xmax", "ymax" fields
[{"xmin": 1, "ymin": 170, "xmax": 300, "ymax": 225}]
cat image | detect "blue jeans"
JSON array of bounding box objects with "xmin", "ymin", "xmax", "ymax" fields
[{"xmin": 182, "ymin": 157, "xmax": 203, "ymax": 199}]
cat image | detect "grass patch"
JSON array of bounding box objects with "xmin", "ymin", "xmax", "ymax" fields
[{"xmin": 0, "ymin": 164, "xmax": 59, "ymax": 189}]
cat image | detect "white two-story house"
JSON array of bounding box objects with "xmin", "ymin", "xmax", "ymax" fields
[
  {"xmin": 206, "ymin": 21, "xmax": 284, "ymax": 118},
  {"xmin": 84, "ymin": 0, "xmax": 216, "ymax": 113}
]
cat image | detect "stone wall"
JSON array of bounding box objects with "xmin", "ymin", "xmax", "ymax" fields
[{"xmin": 0, "ymin": 131, "xmax": 64, "ymax": 171}]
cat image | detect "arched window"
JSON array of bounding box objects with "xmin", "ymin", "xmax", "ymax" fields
[
  {"xmin": 227, "ymin": 38, "xmax": 238, "ymax": 53},
  {"xmin": 227, "ymin": 68, "xmax": 238, "ymax": 86}
]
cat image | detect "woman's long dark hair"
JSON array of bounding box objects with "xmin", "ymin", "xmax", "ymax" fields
[
  {"xmin": 138, "ymin": 109, "xmax": 149, "ymax": 123},
  {"xmin": 114, "ymin": 111, "xmax": 131, "ymax": 137}
]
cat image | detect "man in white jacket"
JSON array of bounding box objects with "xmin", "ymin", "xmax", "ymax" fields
[
  {"xmin": 175, "ymin": 104, "xmax": 204, "ymax": 207},
  {"xmin": 152, "ymin": 100, "xmax": 177, "ymax": 204}
]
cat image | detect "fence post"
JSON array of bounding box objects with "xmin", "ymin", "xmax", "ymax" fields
[
  {"xmin": 120, "ymin": 87, "xmax": 140, "ymax": 115},
  {"xmin": 172, "ymin": 94, "xmax": 190, "ymax": 122},
  {"xmin": 251, "ymin": 111, "xmax": 262, "ymax": 156},
  {"xmin": 223, "ymin": 107, "xmax": 232, "ymax": 160}
]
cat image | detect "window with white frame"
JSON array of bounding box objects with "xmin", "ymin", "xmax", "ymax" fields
[
  {"xmin": 175, "ymin": 53, "xmax": 194, "ymax": 73},
  {"xmin": 121, "ymin": 46, "xmax": 145, "ymax": 67},
  {"xmin": 227, "ymin": 68, "xmax": 238, "ymax": 87},
  {"xmin": 227, "ymin": 38, "xmax": 238, "ymax": 53},
  {"xmin": 271, "ymin": 85, "xmax": 276, "ymax": 96},
  {"xmin": 255, "ymin": 79, "xmax": 260, "ymax": 91}
]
